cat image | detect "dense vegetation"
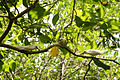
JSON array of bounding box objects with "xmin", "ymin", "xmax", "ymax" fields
[{"xmin": 0, "ymin": 0, "xmax": 120, "ymax": 80}]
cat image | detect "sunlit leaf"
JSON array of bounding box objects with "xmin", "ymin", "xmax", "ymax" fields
[
  {"xmin": 108, "ymin": 19, "xmax": 120, "ymax": 33},
  {"xmin": 77, "ymin": 57, "xmax": 84, "ymax": 62},
  {"xmin": 49, "ymin": 46, "xmax": 59, "ymax": 57},
  {"xmin": 100, "ymin": 5, "xmax": 104, "ymax": 18},
  {"xmin": 9, "ymin": 60, "xmax": 16, "ymax": 72},
  {"xmin": 29, "ymin": 4, "xmax": 45, "ymax": 20},
  {"xmin": 102, "ymin": 1, "xmax": 108, "ymax": 6}
]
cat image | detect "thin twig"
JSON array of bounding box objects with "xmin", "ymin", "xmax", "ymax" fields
[
  {"xmin": 83, "ymin": 59, "xmax": 93, "ymax": 80},
  {"xmin": 40, "ymin": 24, "xmax": 54, "ymax": 32},
  {"xmin": 59, "ymin": 57, "xmax": 64, "ymax": 80},
  {"xmin": 65, "ymin": 0, "xmax": 76, "ymax": 29},
  {"xmin": 62, "ymin": 64, "xmax": 82, "ymax": 80},
  {"xmin": 9, "ymin": 0, "xmax": 19, "ymax": 14},
  {"xmin": 48, "ymin": 0, "xmax": 59, "ymax": 12},
  {"xmin": 5, "ymin": 72, "xmax": 12, "ymax": 80},
  {"xmin": 13, "ymin": 0, "xmax": 39, "ymax": 20}
]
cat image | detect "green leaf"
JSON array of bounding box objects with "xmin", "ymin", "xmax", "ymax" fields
[
  {"xmin": 108, "ymin": 19, "xmax": 120, "ymax": 33},
  {"xmin": 29, "ymin": 23, "xmax": 42, "ymax": 28},
  {"xmin": 93, "ymin": 58, "xmax": 110, "ymax": 70},
  {"xmin": 39, "ymin": 33, "xmax": 51, "ymax": 43},
  {"xmin": 44, "ymin": 11, "xmax": 51, "ymax": 16},
  {"xmin": 75, "ymin": 15, "xmax": 83, "ymax": 27},
  {"xmin": 0, "ymin": 21, "xmax": 2, "ymax": 28},
  {"xmin": 97, "ymin": 42, "xmax": 101, "ymax": 48},
  {"xmin": 18, "ymin": 34, "xmax": 24, "ymax": 43},
  {"xmin": 23, "ymin": 0, "xmax": 28, "ymax": 7},
  {"xmin": 9, "ymin": 67, "xmax": 12, "ymax": 73},
  {"xmin": 24, "ymin": 38, "xmax": 30, "ymax": 45},
  {"xmin": 29, "ymin": 4, "xmax": 45, "ymax": 20},
  {"xmin": 82, "ymin": 21, "xmax": 96, "ymax": 31},
  {"xmin": 52, "ymin": 13, "xmax": 59, "ymax": 26},
  {"xmin": 100, "ymin": 5, "xmax": 104, "ymax": 18},
  {"xmin": 100, "ymin": 23, "xmax": 107, "ymax": 30},
  {"xmin": 0, "ymin": 54, "xmax": 3, "ymax": 59},
  {"xmin": 77, "ymin": 57, "xmax": 84, "ymax": 62},
  {"xmin": 53, "ymin": 31, "xmax": 57, "ymax": 37},
  {"xmin": 93, "ymin": 0, "xmax": 99, "ymax": 2},
  {"xmin": 59, "ymin": 47, "xmax": 68, "ymax": 55},
  {"xmin": 28, "ymin": 12, "xmax": 32, "ymax": 21},
  {"xmin": 102, "ymin": 38, "xmax": 106, "ymax": 48},
  {"xmin": 104, "ymin": 30, "xmax": 115, "ymax": 41},
  {"xmin": 116, "ymin": 0, "xmax": 120, "ymax": 2},
  {"xmin": 9, "ymin": 60, "xmax": 16, "ymax": 72},
  {"xmin": 0, "ymin": 60, "xmax": 4, "ymax": 71}
]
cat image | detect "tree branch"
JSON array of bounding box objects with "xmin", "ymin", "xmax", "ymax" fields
[
  {"xmin": 0, "ymin": 43, "xmax": 119, "ymax": 65},
  {"xmin": 0, "ymin": 0, "xmax": 39, "ymax": 43},
  {"xmin": 9, "ymin": 0, "xmax": 19, "ymax": 14},
  {"xmin": 0, "ymin": 20, "xmax": 14, "ymax": 43},
  {"xmin": 48, "ymin": 0, "xmax": 59, "ymax": 12},
  {"xmin": 13, "ymin": 0, "xmax": 39, "ymax": 20},
  {"xmin": 3, "ymin": 0, "xmax": 11, "ymax": 19},
  {"xmin": 64, "ymin": 0, "xmax": 76, "ymax": 29},
  {"xmin": 83, "ymin": 59, "xmax": 92, "ymax": 80}
]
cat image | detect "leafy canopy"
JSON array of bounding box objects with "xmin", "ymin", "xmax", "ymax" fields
[{"xmin": 0, "ymin": 0, "xmax": 120, "ymax": 80}]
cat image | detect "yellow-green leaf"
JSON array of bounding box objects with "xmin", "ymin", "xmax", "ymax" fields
[{"xmin": 49, "ymin": 46, "xmax": 59, "ymax": 57}]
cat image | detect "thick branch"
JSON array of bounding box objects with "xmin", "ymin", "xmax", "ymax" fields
[
  {"xmin": 3, "ymin": 0, "xmax": 11, "ymax": 19},
  {"xmin": 0, "ymin": 43, "xmax": 29, "ymax": 53},
  {"xmin": 0, "ymin": 20, "xmax": 14, "ymax": 43}
]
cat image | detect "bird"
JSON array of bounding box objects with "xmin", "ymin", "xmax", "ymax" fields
[
  {"xmin": 58, "ymin": 38, "xmax": 67, "ymax": 46},
  {"xmin": 83, "ymin": 49, "xmax": 107, "ymax": 56},
  {"xmin": 15, "ymin": 45, "xmax": 38, "ymax": 51}
]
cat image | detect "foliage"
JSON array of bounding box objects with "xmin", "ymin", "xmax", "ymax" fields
[{"xmin": 0, "ymin": 0, "xmax": 120, "ymax": 80}]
